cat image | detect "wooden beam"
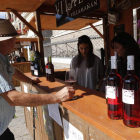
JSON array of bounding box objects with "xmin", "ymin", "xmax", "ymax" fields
[
  {"xmin": 11, "ymin": 9, "xmax": 43, "ymax": 41},
  {"xmin": 16, "ymin": 37, "xmax": 38, "ymax": 43},
  {"xmin": 37, "ymin": 5, "xmax": 55, "ymax": 13},
  {"xmin": 89, "ymin": 24, "xmax": 105, "ymax": 40},
  {"xmin": 35, "ymin": 11, "xmax": 45, "ymax": 75},
  {"xmin": 85, "ymin": 12, "xmax": 104, "ymax": 18},
  {"xmin": 31, "ymin": 0, "xmax": 45, "ymax": 12}
]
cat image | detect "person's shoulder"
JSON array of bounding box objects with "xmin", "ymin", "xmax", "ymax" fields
[
  {"xmin": 72, "ymin": 55, "xmax": 78, "ymax": 62},
  {"xmin": 93, "ymin": 54, "xmax": 101, "ymax": 61}
]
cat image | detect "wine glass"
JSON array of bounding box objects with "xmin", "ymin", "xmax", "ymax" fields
[{"xmin": 65, "ymin": 69, "xmax": 77, "ymax": 99}]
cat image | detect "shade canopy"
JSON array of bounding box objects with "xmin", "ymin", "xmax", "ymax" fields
[
  {"xmin": 0, "ymin": 0, "xmax": 45, "ymax": 12},
  {"xmin": 24, "ymin": 14, "xmax": 100, "ymax": 30}
]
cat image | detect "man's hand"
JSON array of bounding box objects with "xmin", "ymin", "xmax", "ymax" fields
[
  {"xmin": 55, "ymin": 86, "xmax": 75, "ymax": 102},
  {"xmin": 31, "ymin": 78, "xmax": 41, "ymax": 85}
]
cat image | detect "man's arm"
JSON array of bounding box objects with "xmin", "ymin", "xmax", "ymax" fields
[
  {"xmin": 1, "ymin": 87, "xmax": 75, "ymax": 107},
  {"xmin": 13, "ymin": 68, "xmax": 39, "ymax": 84}
]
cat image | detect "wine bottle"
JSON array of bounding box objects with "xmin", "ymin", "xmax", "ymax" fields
[
  {"xmin": 122, "ymin": 55, "xmax": 140, "ymax": 128},
  {"xmin": 46, "ymin": 57, "xmax": 49, "ymax": 81},
  {"xmin": 34, "ymin": 58, "xmax": 40, "ymax": 77},
  {"xmin": 31, "ymin": 61, "xmax": 35, "ymax": 76},
  {"xmin": 48, "ymin": 56, "xmax": 55, "ymax": 82},
  {"xmin": 106, "ymin": 56, "xmax": 122, "ymax": 120}
]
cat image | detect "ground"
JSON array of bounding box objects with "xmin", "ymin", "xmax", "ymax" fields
[{"xmin": 8, "ymin": 87, "xmax": 31, "ymax": 140}]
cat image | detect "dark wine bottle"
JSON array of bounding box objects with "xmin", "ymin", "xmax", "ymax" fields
[
  {"xmin": 34, "ymin": 58, "xmax": 40, "ymax": 77},
  {"xmin": 31, "ymin": 61, "xmax": 35, "ymax": 76},
  {"xmin": 106, "ymin": 56, "xmax": 122, "ymax": 120},
  {"xmin": 48, "ymin": 56, "xmax": 55, "ymax": 82},
  {"xmin": 122, "ymin": 55, "xmax": 140, "ymax": 128},
  {"xmin": 46, "ymin": 57, "xmax": 49, "ymax": 81}
]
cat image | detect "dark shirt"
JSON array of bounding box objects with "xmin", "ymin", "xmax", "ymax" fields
[{"xmin": 16, "ymin": 57, "xmax": 26, "ymax": 62}]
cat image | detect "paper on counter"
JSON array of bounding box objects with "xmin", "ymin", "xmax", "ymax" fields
[
  {"xmin": 48, "ymin": 103, "xmax": 62, "ymax": 127},
  {"xmin": 63, "ymin": 118, "xmax": 84, "ymax": 140},
  {"xmin": 23, "ymin": 84, "xmax": 31, "ymax": 111},
  {"xmin": 23, "ymin": 84, "xmax": 28, "ymax": 93}
]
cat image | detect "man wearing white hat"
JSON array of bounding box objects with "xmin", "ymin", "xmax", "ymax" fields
[{"xmin": 0, "ymin": 19, "xmax": 75, "ymax": 139}]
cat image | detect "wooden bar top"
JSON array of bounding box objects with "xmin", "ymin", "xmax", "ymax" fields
[
  {"xmin": 24, "ymin": 72, "xmax": 140, "ymax": 140},
  {"xmin": 11, "ymin": 62, "xmax": 31, "ymax": 66}
]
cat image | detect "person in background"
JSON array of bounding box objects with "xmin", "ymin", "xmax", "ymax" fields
[
  {"xmin": 16, "ymin": 52, "xmax": 26, "ymax": 62},
  {"xmin": 111, "ymin": 32, "xmax": 140, "ymax": 79},
  {"xmin": 70, "ymin": 35, "xmax": 104, "ymax": 90},
  {"xmin": 12, "ymin": 55, "xmax": 19, "ymax": 63},
  {"xmin": 0, "ymin": 19, "xmax": 75, "ymax": 139}
]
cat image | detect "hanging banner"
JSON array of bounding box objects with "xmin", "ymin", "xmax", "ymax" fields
[{"xmin": 55, "ymin": 0, "xmax": 100, "ymax": 19}]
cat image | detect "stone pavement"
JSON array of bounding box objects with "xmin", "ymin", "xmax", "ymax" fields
[{"xmin": 9, "ymin": 87, "xmax": 31, "ymax": 140}]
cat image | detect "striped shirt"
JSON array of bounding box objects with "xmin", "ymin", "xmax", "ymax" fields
[{"xmin": 0, "ymin": 53, "xmax": 15, "ymax": 135}]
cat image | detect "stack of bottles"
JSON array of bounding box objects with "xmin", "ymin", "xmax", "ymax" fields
[
  {"xmin": 106, "ymin": 55, "xmax": 140, "ymax": 128},
  {"xmin": 45, "ymin": 56, "xmax": 55, "ymax": 82}
]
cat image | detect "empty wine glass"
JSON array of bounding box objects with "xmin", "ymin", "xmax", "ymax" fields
[{"xmin": 65, "ymin": 69, "xmax": 77, "ymax": 99}]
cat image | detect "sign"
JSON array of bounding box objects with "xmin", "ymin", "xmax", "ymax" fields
[
  {"xmin": 55, "ymin": 0, "xmax": 100, "ymax": 19},
  {"xmin": 63, "ymin": 118, "xmax": 84, "ymax": 140},
  {"xmin": 48, "ymin": 104, "xmax": 62, "ymax": 126},
  {"xmin": 108, "ymin": 13, "xmax": 119, "ymax": 25},
  {"xmin": 55, "ymin": 14, "xmax": 75, "ymax": 27}
]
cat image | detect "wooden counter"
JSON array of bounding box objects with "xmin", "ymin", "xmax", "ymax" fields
[
  {"xmin": 21, "ymin": 73, "xmax": 140, "ymax": 140},
  {"xmin": 12, "ymin": 62, "xmax": 31, "ymax": 86}
]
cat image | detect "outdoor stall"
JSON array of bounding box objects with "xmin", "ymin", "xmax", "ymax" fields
[
  {"xmin": 21, "ymin": 72, "xmax": 140, "ymax": 140},
  {"xmin": 1, "ymin": 0, "xmax": 140, "ymax": 140}
]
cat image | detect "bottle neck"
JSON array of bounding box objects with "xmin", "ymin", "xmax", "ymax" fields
[
  {"xmin": 111, "ymin": 69, "xmax": 117, "ymax": 73},
  {"xmin": 127, "ymin": 70, "xmax": 135, "ymax": 75},
  {"xmin": 49, "ymin": 57, "xmax": 52, "ymax": 63}
]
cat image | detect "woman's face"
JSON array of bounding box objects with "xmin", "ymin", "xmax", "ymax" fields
[
  {"xmin": 114, "ymin": 42, "xmax": 126, "ymax": 57},
  {"xmin": 79, "ymin": 43, "xmax": 89, "ymax": 58}
]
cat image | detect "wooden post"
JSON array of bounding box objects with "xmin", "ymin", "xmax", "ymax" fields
[
  {"xmin": 35, "ymin": 11, "xmax": 45, "ymax": 75},
  {"xmin": 89, "ymin": 24, "xmax": 105, "ymax": 40}
]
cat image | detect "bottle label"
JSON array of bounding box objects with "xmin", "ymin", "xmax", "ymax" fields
[
  {"xmin": 127, "ymin": 57, "xmax": 134, "ymax": 70},
  {"xmin": 106, "ymin": 86, "xmax": 116, "ymax": 99},
  {"xmin": 31, "ymin": 66, "xmax": 34, "ymax": 70},
  {"xmin": 122, "ymin": 89, "xmax": 134, "ymax": 104},
  {"xmin": 111, "ymin": 58, "xmax": 117, "ymax": 69},
  {"xmin": 34, "ymin": 70, "xmax": 38, "ymax": 76},
  {"xmin": 48, "ymin": 69, "xmax": 51, "ymax": 74},
  {"xmin": 46, "ymin": 68, "xmax": 48, "ymax": 73}
]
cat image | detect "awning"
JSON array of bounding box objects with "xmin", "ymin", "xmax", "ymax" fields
[
  {"xmin": 0, "ymin": 0, "xmax": 45, "ymax": 12},
  {"xmin": 24, "ymin": 14, "xmax": 101, "ymax": 30}
]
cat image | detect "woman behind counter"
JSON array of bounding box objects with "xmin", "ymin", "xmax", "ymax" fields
[
  {"xmin": 111, "ymin": 32, "xmax": 140, "ymax": 79},
  {"xmin": 70, "ymin": 35, "xmax": 104, "ymax": 90}
]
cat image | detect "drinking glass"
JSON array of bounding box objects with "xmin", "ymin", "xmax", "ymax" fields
[{"xmin": 65, "ymin": 69, "xmax": 77, "ymax": 99}]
